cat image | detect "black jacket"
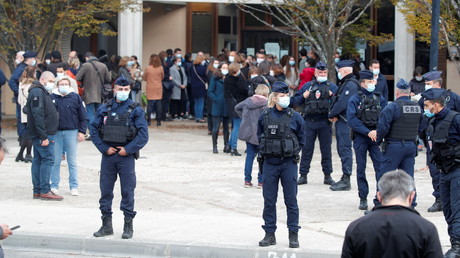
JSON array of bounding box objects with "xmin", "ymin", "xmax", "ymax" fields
[
  {"xmin": 224, "ymin": 75, "xmax": 248, "ymax": 118},
  {"xmin": 51, "ymin": 90, "xmax": 87, "ymax": 133},
  {"xmin": 342, "ymin": 205, "xmax": 443, "ymax": 258},
  {"xmin": 26, "ymin": 81, "xmax": 59, "ymax": 140}
]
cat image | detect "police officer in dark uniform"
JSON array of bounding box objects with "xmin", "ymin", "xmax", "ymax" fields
[
  {"xmin": 329, "ymin": 60, "xmax": 360, "ymax": 191},
  {"xmin": 292, "ymin": 61, "xmax": 337, "ymax": 185},
  {"xmin": 418, "ymin": 71, "xmax": 460, "ymax": 212},
  {"xmin": 257, "ymin": 81, "xmax": 306, "ymax": 248},
  {"xmin": 424, "ymin": 90, "xmax": 460, "ymax": 257},
  {"xmin": 376, "ymin": 79, "xmax": 421, "ymax": 208},
  {"xmin": 90, "ymin": 75, "xmax": 149, "ymax": 239},
  {"xmin": 347, "ymin": 70, "xmax": 387, "ymax": 210}
]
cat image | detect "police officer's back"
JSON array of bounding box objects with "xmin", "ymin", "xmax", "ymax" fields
[{"xmin": 90, "ymin": 75, "xmax": 148, "ymax": 240}]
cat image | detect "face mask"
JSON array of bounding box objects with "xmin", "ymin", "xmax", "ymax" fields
[
  {"xmin": 201, "ymin": 61, "xmax": 206, "ymax": 66},
  {"xmin": 278, "ymin": 96, "xmax": 290, "ymax": 108},
  {"xmin": 415, "ymin": 76, "xmax": 423, "ymax": 81},
  {"xmin": 269, "ymin": 70, "xmax": 275, "ymax": 77},
  {"xmin": 58, "ymin": 85, "xmax": 70, "ymax": 95},
  {"xmin": 164, "ymin": 57, "xmax": 167, "ymax": 62},
  {"xmin": 289, "ymin": 60, "xmax": 295, "ymax": 66},
  {"xmin": 221, "ymin": 69, "xmax": 229, "ymax": 75},
  {"xmin": 176, "ymin": 54, "xmax": 182, "ymax": 58},
  {"xmin": 334, "ymin": 58, "xmax": 340, "ymax": 63},
  {"xmin": 213, "ymin": 64, "xmax": 219, "ymax": 69},
  {"xmin": 257, "ymin": 58, "xmax": 264, "ymax": 64},
  {"xmin": 372, "ymin": 69, "xmax": 380, "ymax": 75},
  {"xmin": 250, "ymin": 74, "xmax": 258, "ymax": 79},
  {"xmin": 177, "ymin": 62, "xmax": 182, "ymax": 66},
  {"xmin": 317, "ymin": 76, "xmax": 327, "ymax": 83},
  {"xmin": 229, "ymin": 56, "xmax": 235, "ymax": 63},
  {"xmin": 56, "ymin": 72, "xmax": 64, "ymax": 78},
  {"xmin": 116, "ymin": 90, "xmax": 130, "ymax": 102},
  {"xmin": 237, "ymin": 70, "xmax": 241, "ymax": 76},
  {"xmin": 367, "ymin": 83, "xmax": 376, "ymax": 92},
  {"xmin": 424, "ymin": 107, "xmax": 435, "ymax": 118},
  {"xmin": 338, "ymin": 72, "xmax": 343, "ymax": 80},
  {"xmin": 45, "ymin": 82, "xmax": 54, "ymax": 92},
  {"xmin": 30, "ymin": 59, "xmax": 37, "ymax": 66},
  {"xmin": 15, "ymin": 59, "xmax": 21, "ymax": 65},
  {"xmin": 127, "ymin": 61, "xmax": 135, "ymax": 67},
  {"xmin": 425, "ymin": 84, "xmax": 432, "ymax": 91},
  {"xmin": 45, "ymin": 60, "xmax": 51, "ymax": 65}
]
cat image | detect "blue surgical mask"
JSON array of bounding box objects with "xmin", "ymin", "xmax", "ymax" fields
[
  {"xmin": 127, "ymin": 61, "xmax": 135, "ymax": 67},
  {"xmin": 317, "ymin": 76, "xmax": 327, "ymax": 83},
  {"xmin": 30, "ymin": 59, "xmax": 37, "ymax": 66},
  {"xmin": 278, "ymin": 96, "xmax": 290, "ymax": 108},
  {"xmin": 58, "ymin": 85, "xmax": 70, "ymax": 95},
  {"xmin": 164, "ymin": 57, "xmax": 167, "ymax": 62},
  {"xmin": 177, "ymin": 62, "xmax": 182, "ymax": 66},
  {"xmin": 45, "ymin": 82, "xmax": 54, "ymax": 92},
  {"xmin": 372, "ymin": 69, "xmax": 380, "ymax": 75},
  {"xmin": 367, "ymin": 83, "xmax": 376, "ymax": 92},
  {"xmin": 289, "ymin": 60, "xmax": 295, "ymax": 66},
  {"xmin": 338, "ymin": 72, "xmax": 343, "ymax": 80},
  {"xmin": 334, "ymin": 58, "xmax": 340, "ymax": 63},
  {"xmin": 424, "ymin": 108, "xmax": 435, "ymax": 118},
  {"xmin": 221, "ymin": 69, "xmax": 229, "ymax": 75},
  {"xmin": 116, "ymin": 90, "xmax": 130, "ymax": 102}
]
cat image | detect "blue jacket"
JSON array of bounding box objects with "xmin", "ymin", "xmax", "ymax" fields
[
  {"xmin": 375, "ymin": 73, "xmax": 388, "ymax": 101},
  {"xmin": 208, "ymin": 76, "xmax": 228, "ymax": 117},
  {"xmin": 418, "ymin": 88, "xmax": 460, "ymax": 133},
  {"xmin": 292, "ymin": 79, "xmax": 338, "ymax": 120},
  {"xmin": 0, "ymin": 69, "xmax": 6, "ymax": 86},
  {"xmin": 329, "ymin": 74, "xmax": 360, "ymax": 120},
  {"xmin": 347, "ymin": 89, "xmax": 387, "ymax": 136},
  {"xmin": 429, "ymin": 108, "xmax": 460, "ymax": 145},
  {"xmin": 376, "ymin": 96, "xmax": 421, "ymax": 143},
  {"xmin": 8, "ymin": 63, "xmax": 28, "ymax": 97},
  {"xmin": 190, "ymin": 64, "xmax": 208, "ymax": 98},
  {"xmin": 90, "ymin": 98, "xmax": 149, "ymax": 155},
  {"xmin": 51, "ymin": 89, "xmax": 87, "ymax": 134}
]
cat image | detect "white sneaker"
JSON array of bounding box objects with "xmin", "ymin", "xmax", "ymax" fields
[
  {"xmin": 50, "ymin": 188, "xmax": 59, "ymax": 194},
  {"xmin": 70, "ymin": 189, "xmax": 79, "ymax": 196}
]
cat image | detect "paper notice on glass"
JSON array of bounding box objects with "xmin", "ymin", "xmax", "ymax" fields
[
  {"xmin": 280, "ymin": 50, "xmax": 289, "ymax": 58},
  {"xmin": 247, "ymin": 48, "xmax": 255, "ymax": 56},
  {"xmin": 264, "ymin": 43, "xmax": 280, "ymax": 58}
]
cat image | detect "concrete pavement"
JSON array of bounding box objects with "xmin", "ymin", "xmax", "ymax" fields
[{"xmin": 0, "ymin": 121, "xmax": 450, "ymax": 257}]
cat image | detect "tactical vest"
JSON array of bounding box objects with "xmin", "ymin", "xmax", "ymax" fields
[
  {"xmin": 427, "ymin": 111, "xmax": 460, "ymax": 173},
  {"xmin": 259, "ymin": 108, "xmax": 300, "ymax": 158},
  {"xmin": 356, "ymin": 92, "xmax": 381, "ymax": 129},
  {"xmin": 331, "ymin": 78, "xmax": 359, "ymax": 110},
  {"xmin": 387, "ymin": 100, "xmax": 421, "ymax": 141},
  {"xmin": 303, "ymin": 82, "xmax": 331, "ymax": 116},
  {"xmin": 100, "ymin": 102, "xmax": 139, "ymax": 145}
]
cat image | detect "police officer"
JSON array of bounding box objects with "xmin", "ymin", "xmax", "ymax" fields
[
  {"xmin": 376, "ymin": 79, "xmax": 421, "ymax": 208},
  {"xmin": 347, "ymin": 70, "xmax": 387, "ymax": 210},
  {"xmin": 90, "ymin": 75, "xmax": 149, "ymax": 239},
  {"xmin": 418, "ymin": 71, "xmax": 460, "ymax": 212},
  {"xmin": 329, "ymin": 60, "xmax": 360, "ymax": 191},
  {"xmin": 257, "ymin": 81, "xmax": 306, "ymax": 248},
  {"xmin": 424, "ymin": 90, "xmax": 460, "ymax": 257},
  {"xmin": 292, "ymin": 61, "xmax": 337, "ymax": 185}
]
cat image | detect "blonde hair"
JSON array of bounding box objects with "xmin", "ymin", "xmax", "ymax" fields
[
  {"xmin": 228, "ymin": 63, "xmax": 240, "ymax": 75},
  {"xmin": 194, "ymin": 55, "xmax": 205, "ymax": 65},
  {"xmin": 119, "ymin": 56, "xmax": 129, "ymax": 67},
  {"xmin": 255, "ymin": 84, "xmax": 269, "ymax": 97},
  {"xmin": 56, "ymin": 76, "xmax": 71, "ymax": 86},
  {"xmin": 268, "ymin": 92, "xmax": 280, "ymax": 108},
  {"xmin": 68, "ymin": 57, "xmax": 80, "ymax": 69}
]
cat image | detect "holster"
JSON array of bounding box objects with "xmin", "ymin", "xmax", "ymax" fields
[
  {"xmin": 134, "ymin": 151, "xmax": 140, "ymax": 160},
  {"xmin": 257, "ymin": 155, "xmax": 264, "ymax": 175},
  {"xmin": 380, "ymin": 140, "xmax": 388, "ymax": 153},
  {"xmin": 350, "ymin": 130, "xmax": 356, "ymax": 141}
]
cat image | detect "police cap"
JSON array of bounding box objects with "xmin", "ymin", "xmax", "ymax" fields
[
  {"xmin": 272, "ymin": 81, "xmax": 289, "ymax": 94},
  {"xmin": 396, "ymin": 79, "xmax": 410, "ymax": 90},
  {"xmin": 423, "ymin": 89, "xmax": 446, "ymax": 101},
  {"xmin": 336, "ymin": 60, "xmax": 355, "ymax": 69},
  {"xmin": 315, "ymin": 61, "xmax": 327, "ymax": 71},
  {"xmin": 115, "ymin": 75, "xmax": 130, "ymax": 86},
  {"xmin": 422, "ymin": 71, "xmax": 442, "ymax": 81},
  {"xmin": 23, "ymin": 51, "xmax": 37, "ymax": 59},
  {"xmin": 359, "ymin": 70, "xmax": 373, "ymax": 80}
]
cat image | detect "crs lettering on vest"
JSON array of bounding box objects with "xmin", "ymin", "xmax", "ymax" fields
[
  {"xmin": 268, "ymin": 124, "xmax": 278, "ymax": 135},
  {"xmin": 402, "ymin": 105, "xmax": 421, "ymax": 113}
]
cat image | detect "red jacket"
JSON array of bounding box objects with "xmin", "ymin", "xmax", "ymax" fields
[{"xmin": 299, "ymin": 67, "xmax": 315, "ymax": 90}]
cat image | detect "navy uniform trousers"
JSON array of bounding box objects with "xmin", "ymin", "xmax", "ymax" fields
[
  {"xmin": 440, "ymin": 167, "xmax": 460, "ymax": 241},
  {"xmin": 299, "ymin": 118, "xmax": 333, "ymax": 176},
  {"xmin": 426, "ymin": 145, "xmax": 441, "ymax": 199},
  {"xmin": 100, "ymin": 153, "xmax": 137, "ymax": 219},
  {"xmin": 353, "ymin": 133, "xmax": 381, "ymax": 200},
  {"xmin": 262, "ymin": 158, "xmax": 300, "ymax": 233},
  {"xmin": 335, "ymin": 119, "xmax": 353, "ymax": 175}
]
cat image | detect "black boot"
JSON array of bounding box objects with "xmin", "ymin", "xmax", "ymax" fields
[
  {"xmin": 122, "ymin": 217, "xmax": 134, "ymax": 239},
  {"xmin": 259, "ymin": 232, "xmax": 276, "ymax": 247},
  {"xmin": 289, "ymin": 231, "xmax": 299, "ymax": 248},
  {"xmin": 212, "ymin": 133, "xmax": 218, "ymax": 154},
  {"xmin": 359, "ymin": 198, "xmax": 368, "ymax": 210},
  {"xmin": 330, "ymin": 174, "xmax": 351, "ymax": 191},
  {"xmin": 223, "ymin": 145, "xmax": 230, "ymax": 153},
  {"xmin": 297, "ymin": 175, "xmax": 307, "ymax": 185},
  {"xmin": 157, "ymin": 120, "xmax": 161, "ymax": 126},
  {"xmin": 427, "ymin": 198, "xmax": 442, "ymax": 212},
  {"xmin": 24, "ymin": 154, "xmax": 33, "ymax": 163},
  {"xmin": 323, "ymin": 174, "xmax": 335, "ymax": 185},
  {"xmin": 15, "ymin": 153, "xmax": 25, "ymax": 162},
  {"xmin": 444, "ymin": 240, "xmax": 460, "ymax": 258},
  {"xmin": 93, "ymin": 216, "xmax": 114, "ymax": 237},
  {"xmin": 231, "ymin": 149, "xmax": 242, "ymax": 156}
]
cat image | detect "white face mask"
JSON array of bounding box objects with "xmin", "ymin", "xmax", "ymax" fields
[
  {"xmin": 372, "ymin": 69, "xmax": 380, "ymax": 75},
  {"xmin": 15, "ymin": 59, "xmax": 21, "ymax": 65},
  {"xmin": 257, "ymin": 58, "xmax": 264, "ymax": 64},
  {"xmin": 277, "ymin": 96, "xmax": 290, "ymax": 108},
  {"xmin": 425, "ymin": 84, "xmax": 432, "ymax": 91},
  {"xmin": 415, "ymin": 76, "xmax": 423, "ymax": 82},
  {"xmin": 58, "ymin": 85, "xmax": 70, "ymax": 95},
  {"xmin": 201, "ymin": 60, "xmax": 206, "ymax": 66},
  {"xmin": 229, "ymin": 56, "xmax": 235, "ymax": 63},
  {"xmin": 45, "ymin": 82, "xmax": 55, "ymax": 92},
  {"xmin": 250, "ymin": 74, "xmax": 258, "ymax": 79},
  {"xmin": 269, "ymin": 70, "xmax": 275, "ymax": 77},
  {"xmin": 213, "ymin": 63, "xmax": 219, "ymax": 69},
  {"xmin": 30, "ymin": 59, "xmax": 37, "ymax": 66},
  {"xmin": 221, "ymin": 69, "xmax": 229, "ymax": 75},
  {"xmin": 317, "ymin": 76, "xmax": 327, "ymax": 83},
  {"xmin": 56, "ymin": 72, "xmax": 64, "ymax": 78},
  {"xmin": 45, "ymin": 60, "xmax": 51, "ymax": 65}
]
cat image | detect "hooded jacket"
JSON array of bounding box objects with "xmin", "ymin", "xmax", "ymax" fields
[
  {"xmin": 51, "ymin": 87, "xmax": 87, "ymax": 133},
  {"xmin": 235, "ymin": 95, "xmax": 268, "ymax": 145}
]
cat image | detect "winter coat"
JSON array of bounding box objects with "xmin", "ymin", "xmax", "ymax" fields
[
  {"xmin": 169, "ymin": 65, "xmax": 187, "ymax": 100},
  {"xmin": 51, "ymin": 88, "xmax": 87, "ymax": 133},
  {"xmin": 207, "ymin": 76, "xmax": 227, "ymax": 117},
  {"xmin": 8, "ymin": 62, "xmax": 28, "ymax": 97},
  {"xmin": 76, "ymin": 57, "xmax": 111, "ymax": 105},
  {"xmin": 224, "ymin": 74, "xmax": 249, "ymax": 118},
  {"xmin": 18, "ymin": 82, "xmax": 32, "ymax": 123},
  {"xmin": 143, "ymin": 65, "xmax": 164, "ymax": 100},
  {"xmin": 190, "ymin": 64, "xmax": 208, "ymax": 98},
  {"xmin": 299, "ymin": 67, "xmax": 315, "ymax": 90},
  {"xmin": 235, "ymin": 95, "xmax": 267, "ymax": 145}
]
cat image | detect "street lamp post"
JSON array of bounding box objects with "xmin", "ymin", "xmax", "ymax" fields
[{"xmin": 429, "ymin": 0, "xmax": 441, "ymax": 71}]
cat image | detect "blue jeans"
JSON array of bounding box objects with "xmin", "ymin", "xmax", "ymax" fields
[
  {"xmin": 131, "ymin": 90, "xmax": 140, "ymax": 103},
  {"xmin": 86, "ymin": 103, "xmax": 101, "ymax": 127},
  {"xmin": 228, "ymin": 117, "xmax": 242, "ymax": 149},
  {"xmin": 194, "ymin": 97, "xmax": 205, "ymax": 120},
  {"xmin": 51, "ymin": 130, "xmax": 79, "ymax": 190},
  {"xmin": 31, "ymin": 135, "xmax": 55, "ymax": 194},
  {"xmin": 244, "ymin": 142, "xmax": 262, "ymax": 183}
]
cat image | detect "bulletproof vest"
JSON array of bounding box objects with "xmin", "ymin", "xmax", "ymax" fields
[
  {"xmin": 331, "ymin": 78, "xmax": 359, "ymax": 109},
  {"xmin": 427, "ymin": 111, "xmax": 460, "ymax": 173},
  {"xmin": 356, "ymin": 92, "xmax": 381, "ymax": 129},
  {"xmin": 303, "ymin": 82, "xmax": 331, "ymax": 116},
  {"xmin": 259, "ymin": 108, "xmax": 300, "ymax": 158},
  {"xmin": 100, "ymin": 102, "xmax": 139, "ymax": 145},
  {"xmin": 387, "ymin": 100, "xmax": 421, "ymax": 141}
]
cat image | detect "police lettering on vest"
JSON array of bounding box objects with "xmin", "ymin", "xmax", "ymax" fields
[
  {"xmin": 357, "ymin": 92, "xmax": 381, "ymax": 128},
  {"xmin": 303, "ymin": 82, "xmax": 331, "ymax": 116},
  {"xmin": 387, "ymin": 100, "xmax": 420, "ymax": 141},
  {"xmin": 259, "ymin": 108, "xmax": 300, "ymax": 157},
  {"xmin": 427, "ymin": 111, "xmax": 460, "ymax": 173},
  {"xmin": 100, "ymin": 102, "xmax": 139, "ymax": 145}
]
